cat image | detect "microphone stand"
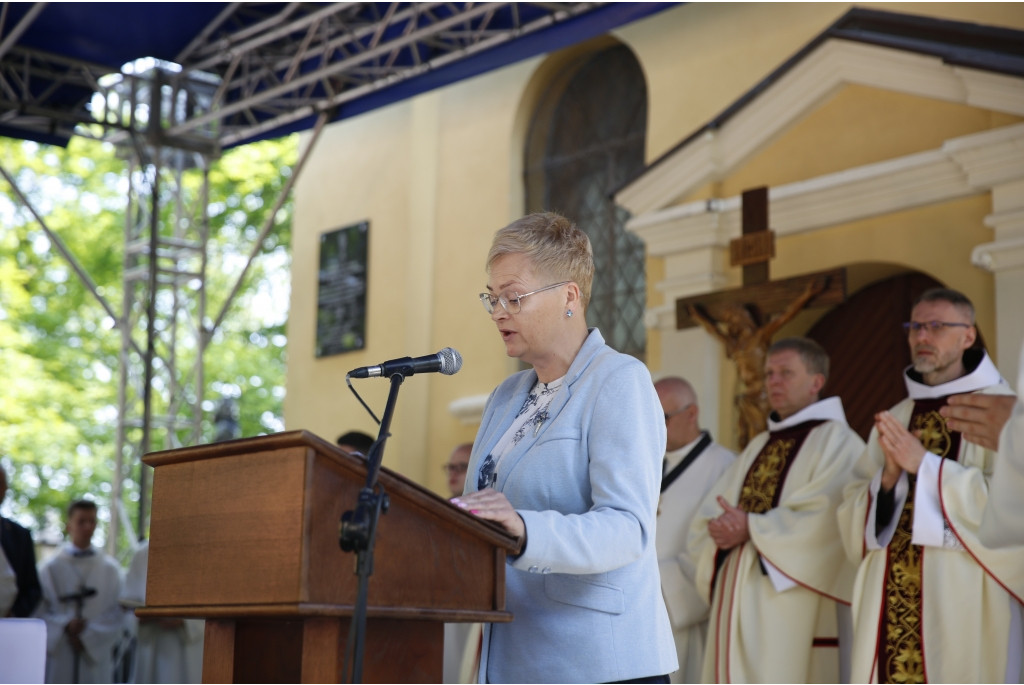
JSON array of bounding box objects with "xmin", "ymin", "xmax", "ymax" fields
[{"xmin": 338, "ymin": 372, "xmax": 404, "ymax": 683}]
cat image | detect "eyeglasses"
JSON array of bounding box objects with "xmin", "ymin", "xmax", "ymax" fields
[
  {"xmin": 479, "ymin": 281, "xmax": 571, "ymax": 315},
  {"xmin": 442, "ymin": 463, "xmax": 468, "ymax": 475},
  {"xmin": 902, "ymin": 321, "xmax": 972, "ymax": 335},
  {"xmin": 664, "ymin": 404, "xmax": 693, "ymax": 422}
]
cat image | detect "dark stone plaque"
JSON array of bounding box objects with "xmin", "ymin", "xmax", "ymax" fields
[{"xmin": 316, "ymin": 222, "xmax": 368, "ymax": 357}]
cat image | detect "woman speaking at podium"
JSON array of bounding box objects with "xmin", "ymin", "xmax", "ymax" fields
[{"xmin": 451, "ymin": 212, "xmax": 677, "ymax": 684}]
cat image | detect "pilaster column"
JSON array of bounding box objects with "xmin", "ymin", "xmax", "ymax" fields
[
  {"xmin": 630, "ymin": 201, "xmax": 738, "ymax": 444},
  {"xmin": 972, "ymin": 179, "xmax": 1024, "ymax": 388}
]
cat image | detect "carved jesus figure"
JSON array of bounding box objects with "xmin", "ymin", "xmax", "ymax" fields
[{"xmin": 689, "ymin": 277, "xmax": 826, "ymax": 446}]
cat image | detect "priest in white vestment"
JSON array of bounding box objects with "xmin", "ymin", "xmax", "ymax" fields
[
  {"xmin": 37, "ymin": 500, "xmax": 124, "ymax": 684},
  {"xmin": 690, "ymin": 337, "xmax": 865, "ymax": 683},
  {"xmin": 654, "ymin": 376, "xmax": 735, "ymax": 683},
  {"xmin": 838, "ymin": 288, "xmax": 1022, "ymax": 683},
  {"xmin": 122, "ymin": 539, "xmax": 204, "ymax": 683}
]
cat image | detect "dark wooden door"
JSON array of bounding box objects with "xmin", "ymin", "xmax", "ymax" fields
[{"xmin": 807, "ymin": 272, "xmax": 944, "ymax": 440}]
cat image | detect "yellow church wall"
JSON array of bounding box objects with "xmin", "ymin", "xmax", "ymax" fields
[
  {"xmin": 616, "ymin": 2, "xmax": 1024, "ymax": 389},
  {"xmin": 288, "ymin": 101, "xmax": 414, "ymax": 446},
  {"xmin": 288, "ymin": 2, "xmax": 1021, "ymax": 494},
  {"xmin": 617, "ymin": 3, "xmax": 1024, "ymax": 165},
  {"xmin": 644, "ymin": 256, "xmax": 667, "ymax": 374},
  {"xmin": 770, "ymin": 195, "xmax": 997, "ymax": 349},
  {"xmin": 287, "ymin": 57, "xmax": 546, "ymax": 495},
  {"xmin": 425, "ymin": 61, "xmax": 547, "ymax": 486},
  {"xmin": 722, "ymin": 86, "xmax": 1023, "ymax": 199},
  {"xmin": 618, "ymin": 2, "xmax": 851, "ymax": 163},
  {"xmin": 709, "ymin": 78, "xmax": 1005, "ymax": 346}
]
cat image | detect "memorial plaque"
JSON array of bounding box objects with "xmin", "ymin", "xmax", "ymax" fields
[{"xmin": 316, "ymin": 222, "xmax": 368, "ymax": 357}]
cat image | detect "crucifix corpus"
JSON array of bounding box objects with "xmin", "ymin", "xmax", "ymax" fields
[{"xmin": 676, "ymin": 187, "xmax": 846, "ymax": 447}]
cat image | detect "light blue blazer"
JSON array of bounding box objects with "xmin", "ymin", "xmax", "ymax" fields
[{"xmin": 467, "ymin": 329, "xmax": 678, "ymax": 683}]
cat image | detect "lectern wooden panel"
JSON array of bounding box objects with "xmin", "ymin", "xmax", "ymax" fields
[{"xmin": 139, "ymin": 430, "xmax": 517, "ymax": 683}]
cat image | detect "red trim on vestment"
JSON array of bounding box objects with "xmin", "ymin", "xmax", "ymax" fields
[
  {"xmin": 719, "ymin": 545, "xmax": 744, "ymax": 684},
  {"xmin": 863, "ymin": 490, "xmax": 873, "ymax": 560},
  {"xmin": 758, "ymin": 547, "xmax": 850, "ymax": 605},
  {"xmin": 938, "ymin": 457, "xmax": 1024, "ymax": 605},
  {"xmin": 920, "ymin": 546, "xmax": 929, "ymax": 684},
  {"xmin": 873, "ymin": 550, "xmax": 889, "ymax": 682},
  {"xmin": 711, "ymin": 547, "xmax": 729, "ymax": 684}
]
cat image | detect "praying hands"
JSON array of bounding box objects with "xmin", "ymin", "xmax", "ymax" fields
[{"xmin": 876, "ymin": 410, "xmax": 926, "ymax": 490}]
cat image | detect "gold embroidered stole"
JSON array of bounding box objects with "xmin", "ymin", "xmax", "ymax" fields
[
  {"xmin": 878, "ymin": 397, "xmax": 961, "ymax": 684},
  {"xmin": 712, "ymin": 420, "xmax": 825, "ymax": 586},
  {"xmin": 737, "ymin": 420, "xmax": 825, "ymax": 514}
]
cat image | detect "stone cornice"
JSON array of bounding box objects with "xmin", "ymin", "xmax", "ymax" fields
[
  {"xmin": 625, "ymin": 123, "xmax": 1024, "ymax": 244},
  {"xmin": 972, "ymin": 236, "xmax": 1024, "ymax": 273},
  {"xmin": 973, "ymin": 204, "xmax": 1024, "ymax": 273},
  {"xmin": 627, "ymin": 199, "xmax": 734, "ymax": 256},
  {"xmin": 617, "ymin": 40, "xmax": 1024, "ymax": 217}
]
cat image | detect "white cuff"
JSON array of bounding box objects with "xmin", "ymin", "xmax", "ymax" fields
[
  {"xmin": 911, "ymin": 452, "xmax": 945, "ymax": 548},
  {"xmin": 764, "ymin": 556, "xmax": 797, "ymax": 593}
]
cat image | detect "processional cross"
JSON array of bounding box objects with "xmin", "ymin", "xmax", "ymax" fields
[{"xmin": 676, "ymin": 187, "xmax": 846, "ymax": 447}]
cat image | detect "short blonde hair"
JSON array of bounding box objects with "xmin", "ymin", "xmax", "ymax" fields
[{"xmin": 487, "ymin": 212, "xmax": 594, "ymax": 309}]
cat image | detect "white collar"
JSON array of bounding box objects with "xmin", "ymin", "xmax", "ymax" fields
[
  {"xmin": 904, "ymin": 350, "xmax": 1005, "ymax": 399},
  {"xmin": 62, "ymin": 543, "xmax": 96, "ymax": 558},
  {"xmin": 768, "ymin": 396, "xmax": 848, "ymax": 432},
  {"xmin": 664, "ymin": 431, "xmax": 707, "ymax": 469}
]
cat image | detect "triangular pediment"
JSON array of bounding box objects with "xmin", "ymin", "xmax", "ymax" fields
[{"xmin": 615, "ymin": 8, "xmax": 1024, "ymax": 217}]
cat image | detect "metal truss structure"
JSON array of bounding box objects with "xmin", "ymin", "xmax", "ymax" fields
[
  {"xmin": 0, "ymin": 2, "xmax": 656, "ymax": 550},
  {"xmin": 1, "ymin": 3, "xmax": 615, "ymax": 150}
]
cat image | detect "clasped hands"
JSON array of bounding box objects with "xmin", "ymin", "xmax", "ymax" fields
[
  {"xmin": 708, "ymin": 496, "xmax": 749, "ymax": 550},
  {"xmin": 877, "ymin": 393, "xmax": 1017, "ymax": 491},
  {"xmin": 876, "ymin": 410, "xmax": 926, "ymax": 491},
  {"xmin": 65, "ymin": 617, "xmax": 86, "ymax": 652}
]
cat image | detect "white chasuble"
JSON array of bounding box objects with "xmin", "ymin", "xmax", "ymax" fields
[
  {"xmin": 839, "ymin": 351, "xmax": 1021, "ymax": 683},
  {"xmin": 690, "ymin": 398, "xmax": 865, "ymax": 683}
]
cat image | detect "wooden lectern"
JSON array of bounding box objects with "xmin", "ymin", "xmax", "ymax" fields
[{"xmin": 139, "ymin": 431, "xmax": 518, "ymax": 683}]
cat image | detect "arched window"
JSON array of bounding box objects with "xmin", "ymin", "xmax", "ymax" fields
[{"xmin": 524, "ymin": 44, "xmax": 648, "ymax": 358}]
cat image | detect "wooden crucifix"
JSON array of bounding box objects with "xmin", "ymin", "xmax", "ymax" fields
[{"xmin": 676, "ymin": 187, "xmax": 846, "ymax": 447}]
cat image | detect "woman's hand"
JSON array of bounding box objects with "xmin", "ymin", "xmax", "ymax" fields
[{"xmin": 451, "ymin": 488, "xmax": 526, "ymax": 541}]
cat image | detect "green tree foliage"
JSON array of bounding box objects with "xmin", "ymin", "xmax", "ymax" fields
[{"xmin": 0, "ymin": 133, "xmax": 296, "ymax": 553}]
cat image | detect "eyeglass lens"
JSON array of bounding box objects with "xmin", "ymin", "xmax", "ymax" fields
[{"xmin": 902, "ymin": 321, "xmax": 969, "ymax": 334}]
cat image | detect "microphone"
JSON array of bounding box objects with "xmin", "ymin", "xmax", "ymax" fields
[{"xmin": 347, "ymin": 347, "xmax": 463, "ymax": 379}]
